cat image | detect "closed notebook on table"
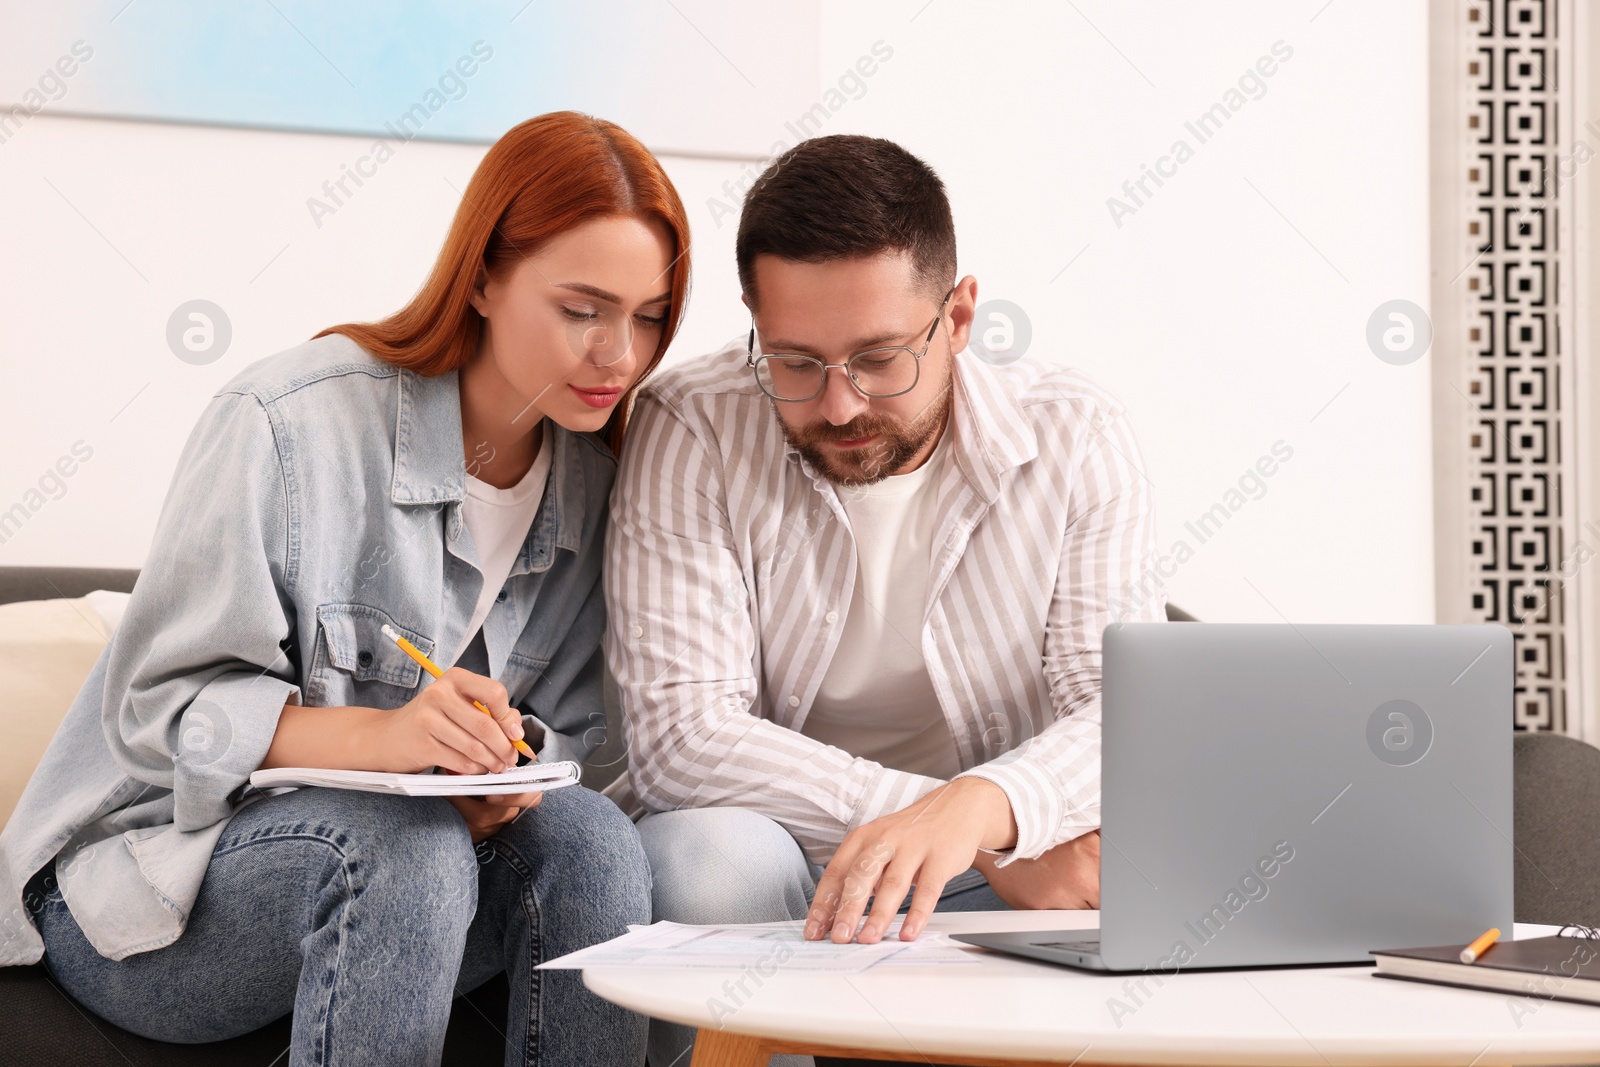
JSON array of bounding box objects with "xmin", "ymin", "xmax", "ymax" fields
[{"xmin": 1372, "ymin": 932, "xmax": 1600, "ymax": 1006}]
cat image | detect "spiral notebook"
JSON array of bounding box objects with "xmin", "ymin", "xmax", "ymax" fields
[
  {"xmin": 249, "ymin": 760, "xmax": 582, "ymax": 797},
  {"xmin": 1372, "ymin": 928, "xmax": 1600, "ymax": 1007}
]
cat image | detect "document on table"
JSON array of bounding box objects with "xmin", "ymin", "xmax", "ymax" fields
[{"xmin": 539, "ymin": 918, "xmax": 983, "ymax": 973}]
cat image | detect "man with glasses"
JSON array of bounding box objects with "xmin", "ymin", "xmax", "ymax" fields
[{"xmin": 605, "ymin": 134, "xmax": 1164, "ymax": 1066}]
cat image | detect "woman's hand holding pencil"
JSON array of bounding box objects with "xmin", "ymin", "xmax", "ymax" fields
[{"xmin": 377, "ymin": 624, "xmax": 536, "ymax": 775}]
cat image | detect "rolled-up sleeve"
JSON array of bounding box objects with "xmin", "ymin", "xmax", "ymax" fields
[{"xmin": 101, "ymin": 389, "xmax": 301, "ymax": 831}]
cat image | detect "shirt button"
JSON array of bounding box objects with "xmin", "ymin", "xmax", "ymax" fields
[
  {"xmin": 824, "ymin": 610, "xmax": 838, "ymax": 624},
  {"xmin": 787, "ymin": 695, "xmax": 800, "ymax": 707},
  {"xmin": 495, "ymin": 589, "xmax": 507, "ymax": 603},
  {"xmin": 632, "ymin": 624, "xmax": 644, "ymax": 639},
  {"xmin": 357, "ymin": 650, "xmax": 373, "ymax": 667}
]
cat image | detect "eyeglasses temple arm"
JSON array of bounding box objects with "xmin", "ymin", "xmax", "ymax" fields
[{"xmin": 925, "ymin": 287, "xmax": 955, "ymax": 344}]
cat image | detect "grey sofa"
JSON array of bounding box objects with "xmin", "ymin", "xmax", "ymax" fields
[{"xmin": 1512, "ymin": 732, "xmax": 1600, "ymax": 928}]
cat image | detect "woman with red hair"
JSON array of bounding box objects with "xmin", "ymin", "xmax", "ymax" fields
[{"xmin": 2, "ymin": 111, "xmax": 689, "ymax": 1065}]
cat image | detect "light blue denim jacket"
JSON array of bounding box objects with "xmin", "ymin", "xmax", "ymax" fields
[{"xmin": 0, "ymin": 334, "xmax": 616, "ymax": 964}]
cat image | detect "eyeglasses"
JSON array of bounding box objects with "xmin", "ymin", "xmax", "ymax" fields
[{"xmin": 746, "ymin": 289, "xmax": 953, "ymax": 403}]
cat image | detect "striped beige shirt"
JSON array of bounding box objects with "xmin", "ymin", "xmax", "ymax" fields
[{"xmin": 603, "ymin": 339, "xmax": 1165, "ymax": 866}]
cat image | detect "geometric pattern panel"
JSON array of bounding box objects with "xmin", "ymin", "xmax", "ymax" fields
[{"xmin": 1463, "ymin": 0, "xmax": 1570, "ymax": 731}]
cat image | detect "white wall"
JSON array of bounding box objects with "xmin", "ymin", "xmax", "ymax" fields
[{"xmin": 0, "ymin": 0, "xmax": 1434, "ymax": 626}]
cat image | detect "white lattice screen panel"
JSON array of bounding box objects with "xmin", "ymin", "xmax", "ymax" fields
[{"xmin": 1459, "ymin": 0, "xmax": 1576, "ymax": 732}]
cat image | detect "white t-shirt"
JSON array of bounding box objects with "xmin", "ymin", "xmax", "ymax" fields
[
  {"xmin": 452, "ymin": 439, "xmax": 552, "ymax": 665},
  {"xmin": 801, "ymin": 426, "xmax": 960, "ymax": 779}
]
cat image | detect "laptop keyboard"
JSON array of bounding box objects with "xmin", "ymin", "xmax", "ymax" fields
[{"xmin": 1038, "ymin": 938, "xmax": 1101, "ymax": 953}]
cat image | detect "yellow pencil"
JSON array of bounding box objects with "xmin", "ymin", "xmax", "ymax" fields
[
  {"xmin": 1460, "ymin": 927, "xmax": 1501, "ymax": 964},
  {"xmin": 380, "ymin": 624, "xmax": 536, "ymax": 760}
]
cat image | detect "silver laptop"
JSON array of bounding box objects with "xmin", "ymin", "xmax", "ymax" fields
[{"xmin": 953, "ymin": 623, "xmax": 1514, "ymax": 972}]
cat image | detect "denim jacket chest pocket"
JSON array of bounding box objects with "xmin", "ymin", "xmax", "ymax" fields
[
  {"xmin": 305, "ymin": 602, "xmax": 434, "ymax": 709},
  {"xmin": 502, "ymin": 648, "xmax": 552, "ymax": 706}
]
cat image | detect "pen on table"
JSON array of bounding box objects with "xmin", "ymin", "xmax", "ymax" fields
[
  {"xmin": 1460, "ymin": 927, "xmax": 1501, "ymax": 964},
  {"xmin": 380, "ymin": 624, "xmax": 536, "ymax": 761}
]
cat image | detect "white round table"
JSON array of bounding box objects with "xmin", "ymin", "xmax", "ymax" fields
[{"xmin": 583, "ymin": 911, "xmax": 1600, "ymax": 1066}]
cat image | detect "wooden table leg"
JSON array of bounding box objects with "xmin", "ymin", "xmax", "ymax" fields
[{"xmin": 690, "ymin": 1028, "xmax": 772, "ymax": 1066}]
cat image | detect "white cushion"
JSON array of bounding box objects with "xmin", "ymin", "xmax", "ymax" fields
[
  {"xmin": 0, "ymin": 597, "xmax": 115, "ymax": 826},
  {"xmin": 82, "ymin": 589, "xmax": 131, "ymax": 634}
]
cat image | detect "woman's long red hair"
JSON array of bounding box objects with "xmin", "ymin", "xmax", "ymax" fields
[{"xmin": 317, "ymin": 111, "xmax": 690, "ymax": 455}]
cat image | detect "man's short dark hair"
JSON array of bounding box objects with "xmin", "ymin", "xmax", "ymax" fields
[{"xmin": 736, "ymin": 135, "xmax": 956, "ymax": 306}]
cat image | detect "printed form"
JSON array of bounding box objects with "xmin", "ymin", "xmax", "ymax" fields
[{"xmin": 540, "ymin": 918, "xmax": 982, "ymax": 973}]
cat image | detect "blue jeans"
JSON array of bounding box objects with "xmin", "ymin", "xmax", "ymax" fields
[
  {"xmin": 27, "ymin": 784, "xmax": 651, "ymax": 1067},
  {"xmin": 637, "ymin": 807, "xmax": 1009, "ymax": 1067}
]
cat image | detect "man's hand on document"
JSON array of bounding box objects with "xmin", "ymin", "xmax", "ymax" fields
[{"xmin": 803, "ymin": 777, "xmax": 1017, "ymax": 946}]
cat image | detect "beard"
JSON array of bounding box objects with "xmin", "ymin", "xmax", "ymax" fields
[{"xmin": 779, "ymin": 366, "xmax": 954, "ymax": 487}]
